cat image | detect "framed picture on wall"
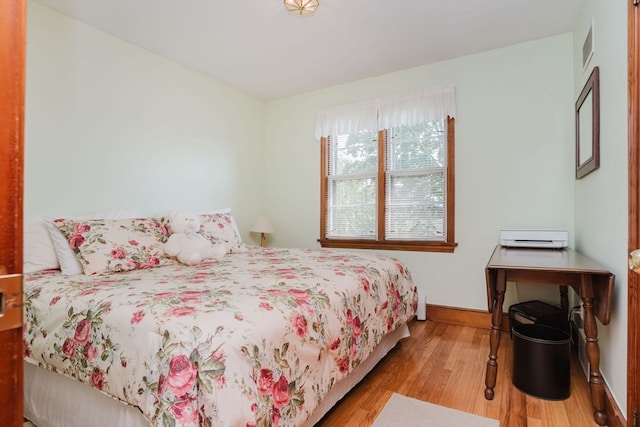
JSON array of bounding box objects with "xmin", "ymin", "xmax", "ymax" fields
[{"xmin": 575, "ymin": 66, "xmax": 600, "ymax": 180}]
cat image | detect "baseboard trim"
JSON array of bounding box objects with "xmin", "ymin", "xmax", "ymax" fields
[
  {"xmin": 425, "ymin": 303, "xmax": 510, "ymax": 332},
  {"xmin": 605, "ymin": 386, "xmax": 626, "ymax": 427},
  {"xmin": 425, "ymin": 303, "xmax": 626, "ymax": 427}
]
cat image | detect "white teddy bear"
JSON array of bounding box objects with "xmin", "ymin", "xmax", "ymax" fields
[{"xmin": 164, "ymin": 211, "xmax": 226, "ymax": 266}]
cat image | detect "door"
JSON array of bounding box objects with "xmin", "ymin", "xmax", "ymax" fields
[
  {"xmin": 0, "ymin": 1, "xmax": 26, "ymax": 426},
  {"xmin": 629, "ymin": 1, "xmax": 640, "ymax": 425}
]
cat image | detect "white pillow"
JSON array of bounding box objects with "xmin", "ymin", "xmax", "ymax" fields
[
  {"xmin": 23, "ymin": 219, "xmax": 59, "ymax": 273},
  {"xmin": 44, "ymin": 219, "xmax": 85, "ymax": 275},
  {"xmin": 44, "ymin": 208, "xmax": 144, "ymax": 276}
]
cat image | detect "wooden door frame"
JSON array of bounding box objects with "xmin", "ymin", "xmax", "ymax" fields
[
  {"xmin": 0, "ymin": 1, "xmax": 25, "ymax": 270},
  {"xmin": 629, "ymin": 0, "xmax": 640, "ymax": 425},
  {"xmin": 0, "ymin": 1, "xmax": 26, "ymax": 426}
]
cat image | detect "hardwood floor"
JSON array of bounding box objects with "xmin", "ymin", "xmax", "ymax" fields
[{"xmin": 315, "ymin": 320, "xmax": 600, "ymax": 427}]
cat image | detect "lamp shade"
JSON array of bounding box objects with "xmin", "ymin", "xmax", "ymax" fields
[{"xmin": 250, "ymin": 217, "xmax": 274, "ymax": 234}]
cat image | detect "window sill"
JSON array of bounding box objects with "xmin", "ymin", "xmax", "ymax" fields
[{"xmin": 317, "ymin": 239, "xmax": 458, "ymax": 253}]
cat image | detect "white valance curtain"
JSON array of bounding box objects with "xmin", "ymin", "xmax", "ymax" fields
[
  {"xmin": 314, "ymin": 84, "xmax": 456, "ymax": 139},
  {"xmin": 314, "ymin": 100, "xmax": 379, "ymax": 140}
]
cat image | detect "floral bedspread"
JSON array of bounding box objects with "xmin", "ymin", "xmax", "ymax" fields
[{"xmin": 23, "ymin": 247, "xmax": 417, "ymax": 427}]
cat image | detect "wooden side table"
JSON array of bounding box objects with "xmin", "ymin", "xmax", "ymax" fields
[{"xmin": 484, "ymin": 246, "xmax": 614, "ymax": 426}]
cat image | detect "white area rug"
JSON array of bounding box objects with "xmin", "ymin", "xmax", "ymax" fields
[{"xmin": 372, "ymin": 393, "xmax": 500, "ymax": 427}]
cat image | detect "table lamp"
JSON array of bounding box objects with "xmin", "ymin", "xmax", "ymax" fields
[{"xmin": 250, "ymin": 217, "xmax": 274, "ymax": 247}]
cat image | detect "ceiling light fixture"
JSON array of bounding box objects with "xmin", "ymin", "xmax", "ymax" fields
[{"xmin": 284, "ymin": 0, "xmax": 319, "ymax": 16}]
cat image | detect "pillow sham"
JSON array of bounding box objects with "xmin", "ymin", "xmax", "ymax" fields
[
  {"xmin": 199, "ymin": 211, "xmax": 247, "ymax": 254},
  {"xmin": 200, "ymin": 208, "xmax": 243, "ymax": 239},
  {"xmin": 44, "ymin": 208, "xmax": 144, "ymax": 275},
  {"xmin": 156, "ymin": 208, "xmax": 246, "ymax": 254},
  {"xmin": 50, "ymin": 217, "xmax": 173, "ymax": 275}
]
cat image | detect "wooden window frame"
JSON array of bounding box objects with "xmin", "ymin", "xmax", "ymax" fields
[{"xmin": 319, "ymin": 117, "xmax": 457, "ymax": 253}]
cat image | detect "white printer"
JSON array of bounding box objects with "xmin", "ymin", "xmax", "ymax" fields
[{"xmin": 499, "ymin": 229, "xmax": 569, "ymax": 249}]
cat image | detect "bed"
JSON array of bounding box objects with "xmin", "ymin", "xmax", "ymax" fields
[{"xmin": 22, "ymin": 212, "xmax": 418, "ymax": 427}]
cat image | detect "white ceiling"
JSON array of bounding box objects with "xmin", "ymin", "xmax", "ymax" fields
[{"xmin": 34, "ymin": 0, "xmax": 583, "ymax": 100}]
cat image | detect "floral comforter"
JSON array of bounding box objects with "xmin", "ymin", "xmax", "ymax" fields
[{"xmin": 23, "ymin": 247, "xmax": 417, "ymax": 427}]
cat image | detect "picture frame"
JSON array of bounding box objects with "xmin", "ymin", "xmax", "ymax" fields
[{"xmin": 575, "ymin": 66, "xmax": 600, "ymax": 180}]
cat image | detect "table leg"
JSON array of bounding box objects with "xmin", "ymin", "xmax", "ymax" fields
[
  {"xmin": 580, "ymin": 274, "xmax": 608, "ymax": 426},
  {"xmin": 559, "ymin": 285, "xmax": 569, "ymax": 318},
  {"xmin": 484, "ymin": 269, "xmax": 506, "ymax": 400}
]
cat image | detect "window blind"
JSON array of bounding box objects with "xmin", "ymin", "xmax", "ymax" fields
[
  {"xmin": 325, "ymin": 132, "xmax": 378, "ymax": 239},
  {"xmin": 385, "ymin": 121, "xmax": 447, "ymax": 240}
]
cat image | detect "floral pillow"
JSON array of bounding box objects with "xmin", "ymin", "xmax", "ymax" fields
[
  {"xmin": 199, "ymin": 212, "xmax": 247, "ymax": 254},
  {"xmin": 51, "ymin": 218, "xmax": 174, "ymax": 275}
]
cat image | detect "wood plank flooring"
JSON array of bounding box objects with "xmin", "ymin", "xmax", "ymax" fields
[{"xmin": 315, "ymin": 320, "xmax": 600, "ymax": 426}]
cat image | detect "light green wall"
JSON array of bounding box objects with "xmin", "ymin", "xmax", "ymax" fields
[
  {"xmin": 266, "ymin": 34, "xmax": 575, "ymax": 311},
  {"xmin": 572, "ymin": 0, "xmax": 628, "ymax": 413},
  {"xmin": 25, "ymin": 0, "xmax": 629, "ymax": 417},
  {"xmin": 25, "ymin": 1, "xmax": 267, "ymax": 245},
  {"xmin": 264, "ymin": 3, "xmax": 628, "ymax": 412}
]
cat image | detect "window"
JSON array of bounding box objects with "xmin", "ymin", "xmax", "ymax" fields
[{"xmin": 319, "ymin": 117, "xmax": 456, "ymax": 252}]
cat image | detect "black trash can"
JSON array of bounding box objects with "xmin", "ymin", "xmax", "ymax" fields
[
  {"xmin": 509, "ymin": 300, "xmax": 568, "ymax": 337},
  {"xmin": 512, "ymin": 323, "xmax": 571, "ymax": 400}
]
